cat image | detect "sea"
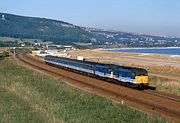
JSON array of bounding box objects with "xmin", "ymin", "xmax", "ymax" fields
[{"xmin": 104, "ymin": 47, "xmax": 180, "ymax": 56}]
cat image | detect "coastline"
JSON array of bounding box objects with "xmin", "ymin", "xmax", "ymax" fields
[
  {"xmin": 92, "ymin": 47, "xmax": 180, "ymax": 51},
  {"xmin": 91, "ymin": 47, "xmax": 180, "ymax": 57}
]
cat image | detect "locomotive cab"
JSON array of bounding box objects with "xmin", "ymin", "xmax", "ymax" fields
[{"xmin": 134, "ymin": 69, "xmax": 148, "ymax": 85}]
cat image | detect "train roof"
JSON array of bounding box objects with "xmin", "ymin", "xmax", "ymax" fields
[{"xmin": 45, "ymin": 55, "xmax": 147, "ymax": 72}]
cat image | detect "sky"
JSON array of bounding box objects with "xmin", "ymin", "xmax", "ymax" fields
[{"xmin": 1, "ymin": 0, "xmax": 180, "ymax": 37}]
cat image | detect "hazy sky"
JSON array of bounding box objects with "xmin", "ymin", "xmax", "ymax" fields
[{"xmin": 1, "ymin": 0, "xmax": 180, "ymax": 37}]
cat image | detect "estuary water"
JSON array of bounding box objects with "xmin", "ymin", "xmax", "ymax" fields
[{"xmin": 104, "ymin": 47, "xmax": 180, "ymax": 56}]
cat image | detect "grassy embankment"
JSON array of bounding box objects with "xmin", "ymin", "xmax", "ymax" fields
[{"xmin": 0, "ymin": 57, "xmax": 169, "ymax": 123}]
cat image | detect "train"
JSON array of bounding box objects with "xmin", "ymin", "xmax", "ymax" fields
[{"xmin": 44, "ymin": 55, "xmax": 149, "ymax": 89}]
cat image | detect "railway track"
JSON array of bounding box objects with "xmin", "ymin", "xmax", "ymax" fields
[
  {"xmin": 145, "ymin": 90, "xmax": 180, "ymax": 102},
  {"xmin": 14, "ymin": 53, "xmax": 180, "ymax": 123}
]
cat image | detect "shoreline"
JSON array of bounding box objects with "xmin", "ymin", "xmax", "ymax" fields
[
  {"xmin": 92, "ymin": 47, "xmax": 180, "ymax": 51},
  {"xmin": 91, "ymin": 47, "xmax": 180, "ymax": 57}
]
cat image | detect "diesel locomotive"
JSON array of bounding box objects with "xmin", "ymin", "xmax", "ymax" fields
[{"xmin": 45, "ymin": 55, "xmax": 148, "ymax": 89}]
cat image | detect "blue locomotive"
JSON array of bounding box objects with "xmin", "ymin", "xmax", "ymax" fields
[{"xmin": 45, "ymin": 55, "xmax": 148, "ymax": 89}]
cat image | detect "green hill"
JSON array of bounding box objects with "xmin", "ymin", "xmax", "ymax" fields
[{"xmin": 0, "ymin": 12, "xmax": 106, "ymax": 45}]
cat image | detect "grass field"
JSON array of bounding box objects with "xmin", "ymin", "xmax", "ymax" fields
[
  {"xmin": 149, "ymin": 76, "xmax": 180, "ymax": 96},
  {"xmin": 0, "ymin": 58, "xmax": 169, "ymax": 123}
]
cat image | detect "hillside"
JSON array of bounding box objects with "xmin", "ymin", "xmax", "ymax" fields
[
  {"xmin": 0, "ymin": 12, "xmax": 105, "ymax": 45},
  {"xmin": 0, "ymin": 12, "xmax": 180, "ymax": 47}
]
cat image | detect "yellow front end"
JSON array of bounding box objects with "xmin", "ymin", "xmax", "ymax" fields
[
  {"xmin": 31, "ymin": 51, "xmax": 37, "ymax": 56},
  {"xmin": 135, "ymin": 76, "xmax": 148, "ymax": 84}
]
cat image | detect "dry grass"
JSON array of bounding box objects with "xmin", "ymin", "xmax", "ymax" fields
[{"xmin": 149, "ymin": 75, "xmax": 180, "ymax": 96}]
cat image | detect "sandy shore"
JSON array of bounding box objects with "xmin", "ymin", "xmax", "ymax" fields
[
  {"xmin": 92, "ymin": 47, "xmax": 180, "ymax": 58},
  {"xmin": 92, "ymin": 47, "xmax": 180, "ymax": 51}
]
